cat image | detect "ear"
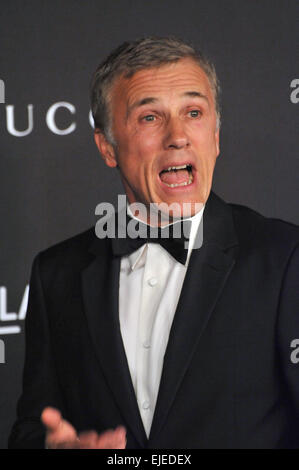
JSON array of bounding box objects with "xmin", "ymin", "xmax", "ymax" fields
[
  {"xmin": 215, "ymin": 127, "xmax": 220, "ymax": 157},
  {"xmin": 94, "ymin": 130, "xmax": 117, "ymax": 168}
]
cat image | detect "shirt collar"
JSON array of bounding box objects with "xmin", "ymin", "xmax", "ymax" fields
[{"xmin": 125, "ymin": 203, "xmax": 205, "ymax": 271}]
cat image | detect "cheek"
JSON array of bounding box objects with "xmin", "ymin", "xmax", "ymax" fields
[
  {"xmin": 135, "ymin": 129, "xmax": 161, "ymax": 153},
  {"xmin": 195, "ymin": 129, "xmax": 218, "ymax": 151},
  {"xmin": 123, "ymin": 137, "xmax": 160, "ymax": 170}
]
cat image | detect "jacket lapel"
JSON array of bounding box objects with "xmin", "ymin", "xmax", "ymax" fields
[
  {"xmin": 81, "ymin": 239, "xmax": 147, "ymax": 447},
  {"xmin": 149, "ymin": 191, "xmax": 239, "ymax": 441}
]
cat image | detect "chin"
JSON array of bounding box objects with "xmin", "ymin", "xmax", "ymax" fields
[{"xmin": 151, "ymin": 198, "xmax": 204, "ymax": 221}]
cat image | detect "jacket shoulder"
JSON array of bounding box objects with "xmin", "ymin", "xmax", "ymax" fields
[
  {"xmin": 34, "ymin": 227, "xmax": 100, "ymax": 274},
  {"xmin": 228, "ymin": 201, "xmax": 299, "ymax": 258}
]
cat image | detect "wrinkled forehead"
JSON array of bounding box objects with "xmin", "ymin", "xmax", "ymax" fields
[{"xmin": 109, "ymin": 58, "xmax": 215, "ymax": 109}]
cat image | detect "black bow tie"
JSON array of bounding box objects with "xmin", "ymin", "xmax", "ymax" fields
[{"xmin": 111, "ymin": 214, "xmax": 192, "ymax": 265}]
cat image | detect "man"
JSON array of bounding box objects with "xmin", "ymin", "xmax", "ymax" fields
[{"xmin": 9, "ymin": 37, "xmax": 299, "ymax": 449}]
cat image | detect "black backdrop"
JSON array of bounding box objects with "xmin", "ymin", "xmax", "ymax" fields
[{"xmin": 0, "ymin": 0, "xmax": 298, "ymax": 449}]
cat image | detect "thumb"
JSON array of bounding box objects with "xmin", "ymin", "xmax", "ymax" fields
[
  {"xmin": 41, "ymin": 407, "xmax": 62, "ymax": 432},
  {"xmin": 41, "ymin": 407, "xmax": 78, "ymax": 448}
]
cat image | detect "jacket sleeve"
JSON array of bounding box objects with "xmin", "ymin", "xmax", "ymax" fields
[
  {"xmin": 277, "ymin": 242, "xmax": 299, "ymax": 443},
  {"xmin": 8, "ymin": 254, "xmax": 66, "ymax": 449}
]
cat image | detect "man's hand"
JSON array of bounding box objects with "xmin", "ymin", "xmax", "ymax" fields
[{"xmin": 41, "ymin": 407, "xmax": 126, "ymax": 449}]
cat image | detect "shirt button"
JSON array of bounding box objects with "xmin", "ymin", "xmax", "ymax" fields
[
  {"xmin": 148, "ymin": 277, "xmax": 158, "ymax": 287},
  {"xmin": 142, "ymin": 401, "xmax": 150, "ymax": 410},
  {"xmin": 143, "ymin": 341, "xmax": 150, "ymax": 349}
]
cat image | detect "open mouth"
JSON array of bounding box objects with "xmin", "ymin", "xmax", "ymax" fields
[{"xmin": 159, "ymin": 164, "xmax": 194, "ymax": 188}]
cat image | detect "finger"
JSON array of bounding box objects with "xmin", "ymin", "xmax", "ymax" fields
[
  {"xmin": 53, "ymin": 439, "xmax": 81, "ymax": 450},
  {"xmin": 42, "ymin": 408, "xmax": 78, "ymax": 449},
  {"xmin": 41, "ymin": 407, "xmax": 62, "ymax": 432},
  {"xmin": 113, "ymin": 426, "xmax": 127, "ymax": 448},
  {"xmin": 77, "ymin": 431, "xmax": 99, "ymax": 449},
  {"xmin": 96, "ymin": 427, "xmax": 126, "ymax": 449},
  {"xmin": 46, "ymin": 430, "xmax": 79, "ymax": 449}
]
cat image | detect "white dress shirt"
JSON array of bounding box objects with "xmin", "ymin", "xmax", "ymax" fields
[{"xmin": 119, "ymin": 205, "xmax": 204, "ymax": 437}]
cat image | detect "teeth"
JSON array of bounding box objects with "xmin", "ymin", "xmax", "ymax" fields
[
  {"xmin": 164, "ymin": 164, "xmax": 192, "ymax": 172},
  {"xmin": 164, "ymin": 173, "xmax": 194, "ymax": 188},
  {"xmin": 166, "ymin": 164, "xmax": 188, "ymax": 171}
]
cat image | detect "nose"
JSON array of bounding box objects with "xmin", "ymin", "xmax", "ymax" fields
[{"xmin": 163, "ymin": 118, "xmax": 190, "ymax": 150}]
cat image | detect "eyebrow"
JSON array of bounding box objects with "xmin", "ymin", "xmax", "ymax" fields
[
  {"xmin": 183, "ymin": 91, "xmax": 209, "ymax": 103},
  {"xmin": 127, "ymin": 97, "xmax": 157, "ymax": 118},
  {"xmin": 127, "ymin": 91, "xmax": 209, "ymax": 118}
]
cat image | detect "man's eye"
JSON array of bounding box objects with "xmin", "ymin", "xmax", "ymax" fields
[
  {"xmin": 189, "ymin": 110, "xmax": 201, "ymax": 118},
  {"xmin": 142, "ymin": 115, "xmax": 156, "ymax": 122}
]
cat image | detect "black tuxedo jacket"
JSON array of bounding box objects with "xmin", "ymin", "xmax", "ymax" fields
[{"xmin": 8, "ymin": 191, "xmax": 299, "ymax": 448}]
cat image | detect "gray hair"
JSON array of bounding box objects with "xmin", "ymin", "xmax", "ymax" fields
[{"xmin": 90, "ymin": 36, "xmax": 221, "ymax": 144}]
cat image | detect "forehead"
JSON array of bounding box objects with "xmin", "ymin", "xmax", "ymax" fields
[{"xmin": 111, "ymin": 58, "xmax": 213, "ymax": 107}]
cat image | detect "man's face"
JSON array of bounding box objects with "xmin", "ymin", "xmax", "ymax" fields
[{"xmin": 95, "ymin": 58, "xmax": 220, "ymax": 218}]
